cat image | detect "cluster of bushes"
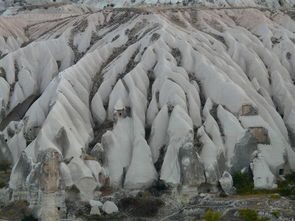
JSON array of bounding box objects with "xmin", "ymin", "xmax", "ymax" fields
[
  {"xmin": 277, "ymin": 172, "xmax": 295, "ymax": 197},
  {"xmin": 239, "ymin": 209, "xmax": 269, "ymax": 221},
  {"xmin": 233, "ymin": 172, "xmax": 254, "ymax": 194},
  {"xmin": 233, "ymin": 171, "xmax": 295, "ymax": 197},
  {"xmin": 204, "ymin": 210, "xmax": 222, "ymax": 221},
  {"xmin": 271, "ymin": 210, "xmax": 280, "ymax": 218},
  {"xmin": 200, "ymin": 172, "xmax": 293, "ymax": 221}
]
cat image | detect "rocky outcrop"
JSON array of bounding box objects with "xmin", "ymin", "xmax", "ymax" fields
[
  {"xmin": 179, "ymin": 142, "xmax": 205, "ymax": 186},
  {"xmin": 3, "ymin": 0, "xmax": 294, "ymax": 10},
  {"xmin": 219, "ymin": 171, "xmax": 233, "ymax": 195},
  {"xmin": 0, "ymin": 133, "xmax": 12, "ymax": 165},
  {"xmin": 102, "ymin": 201, "xmax": 119, "ymax": 215},
  {"xmin": 38, "ymin": 149, "xmax": 62, "ymax": 193},
  {"xmin": 0, "ymin": 4, "xmax": 295, "ymax": 196},
  {"xmin": 9, "ymin": 151, "xmax": 32, "ymax": 189},
  {"xmin": 231, "ymin": 131, "xmax": 259, "ymax": 173}
]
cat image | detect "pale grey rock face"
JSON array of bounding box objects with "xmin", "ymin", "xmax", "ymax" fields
[
  {"xmin": 0, "ymin": 133, "xmax": 12, "ymax": 164},
  {"xmin": 40, "ymin": 193, "xmax": 60, "ymax": 221},
  {"xmin": 89, "ymin": 200, "xmax": 103, "ymax": 207},
  {"xmin": 9, "ymin": 151, "xmax": 32, "ymax": 189},
  {"xmin": 219, "ymin": 171, "xmax": 233, "ymax": 195},
  {"xmin": 54, "ymin": 127, "xmax": 70, "ymax": 158},
  {"xmin": 2, "ymin": 0, "xmax": 295, "ymax": 9},
  {"xmin": 179, "ymin": 142, "xmax": 206, "ymax": 186},
  {"xmin": 0, "ymin": 1, "xmax": 295, "ymax": 196},
  {"xmin": 38, "ymin": 149, "xmax": 62, "ymax": 192},
  {"xmin": 59, "ymin": 162, "xmax": 73, "ymax": 188},
  {"xmin": 0, "ymin": 188, "xmax": 11, "ymax": 203},
  {"xmin": 90, "ymin": 205, "xmax": 101, "ymax": 215},
  {"xmin": 90, "ymin": 143, "xmax": 104, "ymax": 164},
  {"xmin": 14, "ymin": 149, "xmax": 63, "ymax": 192},
  {"xmin": 68, "ymin": 158, "xmax": 98, "ymax": 201},
  {"xmin": 231, "ymin": 131, "xmax": 258, "ymax": 173},
  {"xmin": 102, "ymin": 201, "xmax": 119, "ymax": 214}
]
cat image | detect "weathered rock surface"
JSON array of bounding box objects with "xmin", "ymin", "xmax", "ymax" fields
[
  {"xmin": 1, "ymin": 0, "xmax": 295, "ymax": 12},
  {"xmin": 179, "ymin": 142, "xmax": 205, "ymax": 186},
  {"xmin": 219, "ymin": 171, "xmax": 233, "ymax": 195},
  {"xmin": 89, "ymin": 200, "xmax": 103, "ymax": 208},
  {"xmin": 102, "ymin": 201, "xmax": 119, "ymax": 214},
  {"xmin": 90, "ymin": 205, "xmax": 101, "ymax": 215},
  {"xmin": 0, "ymin": 1, "xmax": 294, "ymax": 213}
]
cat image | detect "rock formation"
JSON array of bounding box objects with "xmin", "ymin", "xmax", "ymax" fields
[{"xmin": 0, "ymin": 3, "xmax": 294, "ymax": 219}]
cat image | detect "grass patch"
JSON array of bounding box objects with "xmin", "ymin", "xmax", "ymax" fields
[
  {"xmin": 204, "ymin": 210, "xmax": 222, "ymax": 221},
  {"xmin": 239, "ymin": 209, "xmax": 269, "ymax": 221},
  {"xmin": 271, "ymin": 210, "xmax": 280, "ymax": 218},
  {"xmin": 269, "ymin": 194, "xmax": 280, "ymax": 199}
]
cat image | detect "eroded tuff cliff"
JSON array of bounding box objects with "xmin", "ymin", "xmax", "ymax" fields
[
  {"xmin": 0, "ymin": 4, "xmax": 295, "ymax": 205},
  {"xmin": 1, "ymin": 0, "xmax": 295, "ymax": 11}
]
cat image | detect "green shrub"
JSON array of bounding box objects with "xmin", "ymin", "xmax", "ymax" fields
[
  {"xmin": 239, "ymin": 209, "xmax": 258, "ymax": 221},
  {"xmin": 233, "ymin": 172, "xmax": 279, "ymax": 195},
  {"xmin": 239, "ymin": 209, "xmax": 269, "ymax": 221},
  {"xmin": 269, "ymin": 194, "xmax": 280, "ymax": 199},
  {"xmin": 285, "ymin": 172, "xmax": 295, "ymax": 183},
  {"xmin": 204, "ymin": 210, "xmax": 222, "ymax": 221},
  {"xmin": 271, "ymin": 210, "xmax": 280, "ymax": 218},
  {"xmin": 233, "ymin": 172, "xmax": 254, "ymax": 194},
  {"xmin": 0, "ymin": 181, "xmax": 6, "ymax": 188},
  {"xmin": 278, "ymin": 186, "xmax": 293, "ymax": 196},
  {"xmin": 277, "ymin": 172, "xmax": 295, "ymax": 197}
]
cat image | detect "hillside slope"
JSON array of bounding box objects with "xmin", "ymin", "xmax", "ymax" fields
[
  {"xmin": 80, "ymin": 0, "xmax": 295, "ymax": 8},
  {"xmin": 1, "ymin": 0, "xmax": 295, "ymax": 11},
  {"xmin": 0, "ymin": 4, "xmax": 295, "ymax": 202}
]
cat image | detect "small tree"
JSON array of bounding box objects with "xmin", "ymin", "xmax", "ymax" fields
[
  {"xmin": 204, "ymin": 210, "xmax": 222, "ymax": 221},
  {"xmin": 233, "ymin": 172, "xmax": 254, "ymax": 194}
]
